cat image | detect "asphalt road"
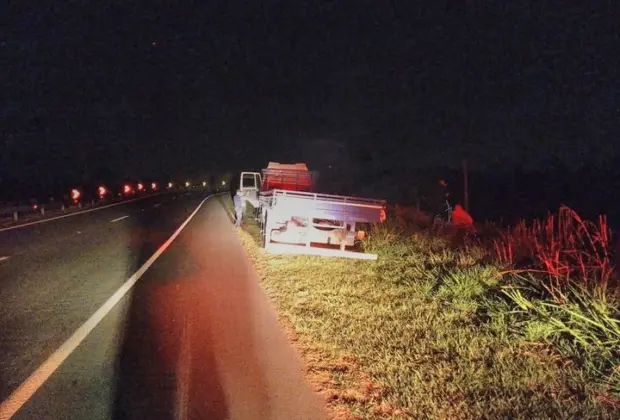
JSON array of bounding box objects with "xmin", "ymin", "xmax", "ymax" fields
[{"xmin": 0, "ymin": 192, "xmax": 325, "ymax": 420}]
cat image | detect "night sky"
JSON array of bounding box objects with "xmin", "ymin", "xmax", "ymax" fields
[{"xmin": 2, "ymin": 1, "xmax": 619, "ymax": 203}]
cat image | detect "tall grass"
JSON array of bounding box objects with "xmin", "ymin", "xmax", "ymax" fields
[
  {"xmin": 480, "ymin": 207, "xmax": 619, "ymax": 403},
  {"xmin": 498, "ymin": 274, "xmax": 620, "ymax": 399},
  {"xmin": 239, "ymin": 203, "xmax": 620, "ymax": 417},
  {"xmin": 491, "ymin": 206, "xmax": 615, "ymax": 300},
  {"xmin": 378, "ymin": 205, "xmax": 620, "ymax": 406}
]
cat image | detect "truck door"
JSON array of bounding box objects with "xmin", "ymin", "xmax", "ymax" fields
[{"xmin": 240, "ymin": 172, "xmax": 261, "ymax": 208}]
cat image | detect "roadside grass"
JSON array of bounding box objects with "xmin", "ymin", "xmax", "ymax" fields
[{"xmin": 239, "ymin": 208, "xmax": 619, "ymax": 419}]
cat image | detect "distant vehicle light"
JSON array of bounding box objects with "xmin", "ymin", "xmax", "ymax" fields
[
  {"xmin": 98, "ymin": 186, "xmax": 107, "ymax": 198},
  {"xmin": 221, "ymin": 180, "xmax": 226, "ymax": 186},
  {"xmin": 185, "ymin": 181, "xmax": 190, "ymax": 187},
  {"xmin": 33, "ymin": 204, "xmax": 38, "ymax": 210},
  {"xmin": 168, "ymin": 182, "xmax": 173, "ymax": 188},
  {"xmin": 151, "ymin": 182, "xmax": 157, "ymax": 190},
  {"xmin": 202, "ymin": 181, "xmax": 207, "ymax": 187},
  {"xmin": 137, "ymin": 183, "xmax": 144, "ymax": 191},
  {"xmin": 123, "ymin": 184, "xmax": 133, "ymax": 195}
]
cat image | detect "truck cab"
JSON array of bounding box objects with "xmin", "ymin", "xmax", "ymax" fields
[
  {"xmin": 239, "ymin": 171, "xmax": 262, "ymax": 208},
  {"xmin": 239, "ymin": 162, "xmax": 315, "ymax": 207}
]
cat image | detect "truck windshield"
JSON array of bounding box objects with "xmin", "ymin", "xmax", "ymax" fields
[{"xmin": 242, "ymin": 174, "xmax": 256, "ymax": 188}]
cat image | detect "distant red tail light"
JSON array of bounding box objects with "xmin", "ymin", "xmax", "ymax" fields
[
  {"xmin": 123, "ymin": 184, "xmax": 133, "ymax": 195},
  {"xmin": 137, "ymin": 183, "xmax": 144, "ymax": 191},
  {"xmin": 151, "ymin": 182, "xmax": 157, "ymax": 190}
]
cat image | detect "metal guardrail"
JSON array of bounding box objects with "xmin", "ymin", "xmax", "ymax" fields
[
  {"xmin": 0, "ymin": 196, "xmax": 138, "ymax": 227},
  {"xmin": 0, "ymin": 202, "xmax": 64, "ymax": 217}
]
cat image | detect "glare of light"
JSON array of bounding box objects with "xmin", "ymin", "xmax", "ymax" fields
[
  {"xmin": 33, "ymin": 204, "xmax": 38, "ymax": 210},
  {"xmin": 98, "ymin": 186, "xmax": 107, "ymax": 198},
  {"xmin": 185, "ymin": 181, "xmax": 190, "ymax": 187},
  {"xmin": 168, "ymin": 182, "xmax": 173, "ymax": 188},
  {"xmin": 202, "ymin": 181, "xmax": 206, "ymax": 187},
  {"xmin": 123, "ymin": 184, "xmax": 132, "ymax": 194},
  {"xmin": 71, "ymin": 188, "xmax": 81, "ymax": 201},
  {"xmin": 137, "ymin": 183, "xmax": 144, "ymax": 191},
  {"xmin": 221, "ymin": 180, "xmax": 226, "ymax": 186},
  {"xmin": 151, "ymin": 182, "xmax": 157, "ymax": 190}
]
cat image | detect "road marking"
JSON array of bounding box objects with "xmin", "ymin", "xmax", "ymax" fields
[
  {"xmin": 0, "ymin": 195, "xmax": 161, "ymax": 233},
  {"xmin": 153, "ymin": 203, "xmax": 162, "ymax": 208},
  {"xmin": 0, "ymin": 256, "xmax": 10, "ymax": 262},
  {"xmin": 110, "ymin": 215, "xmax": 129, "ymax": 223},
  {"xmin": 0, "ymin": 193, "xmax": 221, "ymax": 420}
]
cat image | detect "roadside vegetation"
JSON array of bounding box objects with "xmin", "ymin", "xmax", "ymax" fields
[{"xmin": 239, "ymin": 204, "xmax": 619, "ymax": 419}]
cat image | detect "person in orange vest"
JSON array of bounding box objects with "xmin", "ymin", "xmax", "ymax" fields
[{"xmin": 451, "ymin": 204, "xmax": 474, "ymax": 229}]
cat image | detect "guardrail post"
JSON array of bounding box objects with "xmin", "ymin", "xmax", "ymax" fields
[
  {"xmin": 41, "ymin": 206, "xmax": 45, "ymax": 216},
  {"xmin": 13, "ymin": 211, "xmax": 18, "ymax": 221}
]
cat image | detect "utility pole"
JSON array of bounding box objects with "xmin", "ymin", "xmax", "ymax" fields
[{"xmin": 463, "ymin": 159, "xmax": 470, "ymax": 212}]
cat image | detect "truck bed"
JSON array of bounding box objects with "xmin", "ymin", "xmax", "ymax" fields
[{"xmin": 260, "ymin": 189, "xmax": 386, "ymax": 223}]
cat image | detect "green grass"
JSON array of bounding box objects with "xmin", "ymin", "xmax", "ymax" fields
[{"xmin": 239, "ymin": 210, "xmax": 619, "ymax": 419}]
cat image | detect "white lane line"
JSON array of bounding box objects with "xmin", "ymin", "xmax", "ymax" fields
[
  {"xmin": 0, "ymin": 193, "xmax": 221, "ymax": 420},
  {"xmin": 110, "ymin": 215, "xmax": 129, "ymax": 223},
  {"xmin": 0, "ymin": 256, "xmax": 10, "ymax": 262},
  {"xmin": 0, "ymin": 194, "xmax": 162, "ymax": 233}
]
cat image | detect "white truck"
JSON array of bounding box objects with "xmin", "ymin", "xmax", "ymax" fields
[{"xmin": 239, "ymin": 162, "xmax": 386, "ymax": 259}]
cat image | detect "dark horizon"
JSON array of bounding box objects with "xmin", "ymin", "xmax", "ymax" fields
[{"xmin": 2, "ymin": 1, "xmax": 619, "ymax": 218}]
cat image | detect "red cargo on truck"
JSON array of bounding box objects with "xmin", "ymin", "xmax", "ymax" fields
[{"xmin": 260, "ymin": 162, "xmax": 316, "ymax": 192}]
